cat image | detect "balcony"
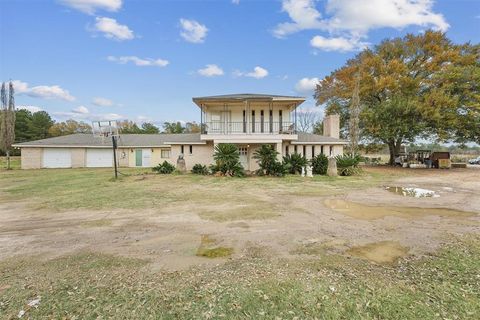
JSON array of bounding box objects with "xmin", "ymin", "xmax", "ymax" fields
[{"xmin": 202, "ymin": 121, "xmax": 296, "ymax": 135}]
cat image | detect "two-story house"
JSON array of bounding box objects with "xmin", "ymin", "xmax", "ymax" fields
[{"xmin": 14, "ymin": 94, "xmax": 347, "ymax": 170}]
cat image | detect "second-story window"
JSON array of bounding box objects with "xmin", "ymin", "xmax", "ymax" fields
[
  {"xmin": 279, "ymin": 110, "xmax": 283, "ymax": 132},
  {"xmin": 252, "ymin": 110, "xmax": 255, "ymax": 133},
  {"xmin": 269, "ymin": 110, "xmax": 273, "ymax": 133},
  {"xmin": 260, "ymin": 110, "xmax": 264, "ymax": 133},
  {"xmin": 243, "ymin": 110, "xmax": 246, "ymax": 133}
]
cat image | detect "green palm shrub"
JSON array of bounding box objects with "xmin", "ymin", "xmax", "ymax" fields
[
  {"xmin": 335, "ymin": 153, "xmax": 362, "ymax": 176},
  {"xmin": 212, "ymin": 144, "xmax": 244, "ymax": 177},
  {"xmin": 253, "ymin": 144, "xmax": 288, "ymax": 176},
  {"xmin": 191, "ymin": 164, "xmax": 209, "ymax": 175},
  {"xmin": 152, "ymin": 161, "xmax": 175, "ymax": 174},
  {"xmin": 283, "ymin": 153, "xmax": 307, "ymax": 175},
  {"xmin": 310, "ymin": 154, "xmax": 328, "ymax": 175}
]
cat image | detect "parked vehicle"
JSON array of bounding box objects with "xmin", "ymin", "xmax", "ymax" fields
[{"xmin": 468, "ymin": 156, "xmax": 480, "ymax": 165}]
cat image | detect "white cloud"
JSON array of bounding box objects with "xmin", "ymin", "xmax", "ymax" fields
[
  {"xmin": 295, "ymin": 77, "xmax": 319, "ymax": 95},
  {"xmin": 16, "ymin": 105, "xmax": 43, "ymax": 113},
  {"xmin": 197, "ymin": 64, "xmax": 224, "ymax": 77},
  {"xmin": 12, "ymin": 80, "xmax": 75, "ymax": 101},
  {"xmin": 310, "ymin": 36, "xmax": 368, "ymax": 52},
  {"xmin": 234, "ymin": 66, "xmax": 269, "ymax": 79},
  {"xmin": 107, "ymin": 56, "xmax": 169, "ymax": 67},
  {"xmin": 274, "ymin": 0, "xmax": 449, "ymax": 52},
  {"xmin": 93, "ymin": 17, "xmax": 134, "ymax": 41},
  {"xmin": 92, "ymin": 97, "xmax": 114, "ymax": 107},
  {"xmin": 179, "ymin": 18, "xmax": 208, "ymax": 43},
  {"xmin": 60, "ymin": 0, "xmax": 122, "ymax": 14},
  {"xmin": 72, "ymin": 105, "xmax": 89, "ymax": 114},
  {"xmin": 232, "ymin": 0, "xmax": 240, "ymax": 4}
]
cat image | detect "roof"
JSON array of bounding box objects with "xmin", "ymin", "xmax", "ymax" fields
[
  {"xmin": 13, "ymin": 133, "xmax": 203, "ymax": 148},
  {"xmin": 193, "ymin": 93, "xmax": 305, "ymax": 104},
  {"xmin": 293, "ymin": 133, "xmax": 348, "ymax": 144}
]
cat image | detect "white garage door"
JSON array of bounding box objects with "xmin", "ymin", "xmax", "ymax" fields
[
  {"xmin": 43, "ymin": 148, "xmax": 72, "ymax": 168},
  {"xmin": 86, "ymin": 149, "xmax": 113, "ymax": 167}
]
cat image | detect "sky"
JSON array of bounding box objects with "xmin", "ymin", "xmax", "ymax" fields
[{"xmin": 1, "ymin": 0, "xmax": 479, "ymax": 127}]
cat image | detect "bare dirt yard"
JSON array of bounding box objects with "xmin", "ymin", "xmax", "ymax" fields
[{"xmin": 1, "ymin": 165, "xmax": 479, "ymax": 319}]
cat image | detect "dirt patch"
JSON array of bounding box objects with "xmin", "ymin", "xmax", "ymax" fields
[
  {"xmin": 324, "ymin": 199, "xmax": 477, "ymax": 220},
  {"xmin": 196, "ymin": 235, "xmax": 234, "ymax": 258},
  {"xmin": 346, "ymin": 241, "xmax": 409, "ymax": 264}
]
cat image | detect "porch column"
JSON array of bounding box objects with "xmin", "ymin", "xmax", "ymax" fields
[{"xmin": 276, "ymin": 142, "xmax": 283, "ymax": 161}]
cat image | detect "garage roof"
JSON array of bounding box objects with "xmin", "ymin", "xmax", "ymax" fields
[{"xmin": 13, "ymin": 133, "xmax": 204, "ymax": 148}]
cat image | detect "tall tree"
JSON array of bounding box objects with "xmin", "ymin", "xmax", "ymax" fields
[
  {"xmin": 118, "ymin": 120, "xmax": 142, "ymax": 134},
  {"xmin": 29, "ymin": 111, "xmax": 54, "ymax": 140},
  {"xmin": 49, "ymin": 120, "xmax": 92, "ymax": 137},
  {"xmin": 14, "ymin": 109, "xmax": 33, "ymax": 142},
  {"xmin": 348, "ymin": 73, "xmax": 361, "ymax": 155},
  {"xmin": 163, "ymin": 121, "xmax": 185, "ymax": 133},
  {"xmin": 315, "ymin": 31, "xmax": 480, "ymax": 165},
  {"xmin": 185, "ymin": 122, "xmax": 201, "ymax": 133},
  {"xmin": 0, "ymin": 82, "xmax": 16, "ymax": 169},
  {"xmin": 297, "ymin": 109, "xmax": 320, "ymax": 133},
  {"xmin": 140, "ymin": 122, "xmax": 159, "ymax": 134}
]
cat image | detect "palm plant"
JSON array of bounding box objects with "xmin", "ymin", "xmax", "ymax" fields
[
  {"xmin": 283, "ymin": 153, "xmax": 307, "ymax": 175},
  {"xmin": 212, "ymin": 143, "xmax": 244, "ymax": 177},
  {"xmin": 335, "ymin": 153, "xmax": 362, "ymax": 176},
  {"xmin": 253, "ymin": 144, "xmax": 287, "ymax": 176},
  {"xmin": 310, "ymin": 154, "xmax": 328, "ymax": 175}
]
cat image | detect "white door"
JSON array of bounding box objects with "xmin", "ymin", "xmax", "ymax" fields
[
  {"xmin": 238, "ymin": 147, "xmax": 248, "ymax": 170},
  {"xmin": 43, "ymin": 148, "xmax": 72, "ymax": 168},
  {"xmin": 142, "ymin": 149, "xmax": 151, "ymax": 167},
  {"xmin": 86, "ymin": 149, "xmax": 113, "ymax": 167}
]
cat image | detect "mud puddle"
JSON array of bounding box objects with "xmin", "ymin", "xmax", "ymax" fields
[
  {"xmin": 385, "ymin": 186, "xmax": 439, "ymax": 198},
  {"xmin": 324, "ymin": 199, "xmax": 477, "ymax": 220},
  {"xmin": 346, "ymin": 241, "xmax": 409, "ymax": 264}
]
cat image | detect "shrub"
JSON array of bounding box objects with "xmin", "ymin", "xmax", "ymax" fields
[
  {"xmin": 283, "ymin": 153, "xmax": 308, "ymax": 175},
  {"xmin": 212, "ymin": 144, "xmax": 244, "ymax": 177},
  {"xmin": 152, "ymin": 161, "xmax": 175, "ymax": 174},
  {"xmin": 253, "ymin": 144, "xmax": 288, "ymax": 176},
  {"xmin": 310, "ymin": 154, "xmax": 328, "ymax": 175},
  {"xmin": 335, "ymin": 153, "xmax": 362, "ymax": 176},
  {"xmin": 191, "ymin": 164, "xmax": 209, "ymax": 175}
]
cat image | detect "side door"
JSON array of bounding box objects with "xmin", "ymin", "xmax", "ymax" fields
[{"xmin": 135, "ymin": 149, "xmax": 142, "ymax": 167}]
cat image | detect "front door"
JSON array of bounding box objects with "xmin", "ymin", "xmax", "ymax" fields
[
  {"xmin": 142, "ymin": 149, "xmax": 151, "ymax": 167},
  {"xmin": 238, "ymin": 147, "xmax": 248, "ymax": 170},
  {"xmin": 135, "ymin": 149, "xmax": 142, "ymax": 166}
]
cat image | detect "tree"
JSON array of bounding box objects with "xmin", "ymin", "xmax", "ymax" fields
[
  {"xmin": 118, "ymin": 120, "xmax": 142, "ymax": 134},
  {"xmin": 163, "ymin": 121, "xmax": 185, "ymax": 133},
  {"xmin": 348, "ymin": 73, "xmax": 361, "ymax": 155},
  {"xmin": 141, "ymin": 122, "xmax": 159, "ymax": 134},
  {"xmin": 185, "ymin": 122, "xmax": 201, "ymax": 133},
  {"xmin": 14, "ymin": 109, "xmax": 33, "ymax": 142},
  {"xmin": 297, "ymin": 109, "xmax": 320, "ymax": 133},
  {"xmin": 0, "ymin": 82, "xmax": 16, "ymax": 169},
  {"xmin": 315, "ymin": 31, "xmax": 480, "ymax": 165},
  {"xmin": 29, "ymin": 111, "xmax": 53, "ymax": 140},
  {"xmin": 253, "ymin": 144, "xmax": 287, "ymax": 176},
  {"xmin": 49, "ymin": 120, "xmax": 92, "ymax": 137}
]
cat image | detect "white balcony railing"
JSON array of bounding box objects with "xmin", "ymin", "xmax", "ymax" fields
[{"xmin": 202, "ymin": 121, "xmax": 296, "ymax": 135}]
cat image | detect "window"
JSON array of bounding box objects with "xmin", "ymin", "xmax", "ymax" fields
[
  {"xmin": 238, "ymin": 147, "xmax": 248, "ymax": 156},
  {"xmin": 252, "ymin": 110, "xmax": 256, "ymax": 132},
  {"xmin": 260, "ymin": 110, "xmax": 264, "ymax": 133},
  {"xmin": 279, "ymin": 110, "xmax": 283, "ymax": 130},
  {"xmin": 303, "ymin": 145, "xmax": 306, "ymax": 157},
  {"xmin": 161, "ymin": 149, "xmax": 171, "ymax": 159},
  {"xmin": 269, "ymin": 110, "xmax": 273, "ymax": 133},
  {"xmin": 243, "ymin": 110, "xmax": 246, "ymax": 133},
  {"xmin": 312, "ymin": 145, "xmax": 315, "ymax": 157},
  {"xmin": 181, "ymin": 145, "xmax": 184, "ymax": 154},
  {"xmin": 286, "ymin": 145, "xmax": 289, "ymax": 155},
  {"xmin": 321, "ymin": 145, "xmax": 324, "ymax": 155},
  {"xmin": 329, "ymin": 146, "xmax": 333, "ymax": 156},
  {"xmin": 294, "ymin": 145, "xmax": 297, "ymax": 154},
  {"xmin": 189, "ymin": 145, "xmax": 193, "ymax": 154}
]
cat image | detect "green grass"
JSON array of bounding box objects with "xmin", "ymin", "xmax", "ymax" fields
[
  {"xmin": 0, "ymin": 156, "xmax": 21, "ymax": 170},
  {"xmin": 1, "ymin": 236, "xmax": 478, "ymax": 319},
  {"xmin": 0, "ymin": 167, "xmax": 398, "ymax": 212}
]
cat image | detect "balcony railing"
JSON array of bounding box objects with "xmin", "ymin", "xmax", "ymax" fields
[{"xmin": 202, "ymin": 121, "xmax": 296, "ymax": 135}]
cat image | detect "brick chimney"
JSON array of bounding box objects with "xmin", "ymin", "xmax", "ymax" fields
[{"xmin": 323, "ymin": 114, "xmax": 340, "ymax": 139}]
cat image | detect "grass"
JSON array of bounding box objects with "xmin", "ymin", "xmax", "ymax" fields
[
  {"xmin": 0, "ymin": 166, "xmax": 400, "ymax": 213},
  {"xmin": 0, "ymin": 156, "xmax": 21, "ymax": 170},
  {"xmin": 0, "ymin": 235, "xmax": 478, "ymax": 319}
]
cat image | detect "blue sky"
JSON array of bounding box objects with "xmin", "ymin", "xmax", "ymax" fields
[{"xmin": 1, "ymin": 0, "xmax": 479, "ymax": 126}]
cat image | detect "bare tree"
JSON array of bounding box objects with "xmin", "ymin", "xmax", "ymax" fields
[
  {"xmin": 0, "ymin": 82, "xmax": 16, "ymax": 169},
  {"xmin": 297, "ymin": 109, "xmax": 321, "ymax": 133},
  {"xmin": 348, "ymin": 73, "xmax": 361, "ymax": 155}
]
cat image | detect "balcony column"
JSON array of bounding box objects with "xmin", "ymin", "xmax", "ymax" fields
[{"xmin": 200, "ymin": 104, "xmax": 203, "ymax": 134}]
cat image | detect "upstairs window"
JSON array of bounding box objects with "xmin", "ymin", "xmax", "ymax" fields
[{"xmin": 252, "ymin": 110, "xmax": 256, "ymax": 133}]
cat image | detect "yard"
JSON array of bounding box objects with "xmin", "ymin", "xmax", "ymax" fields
[{"xmin": 0, "ymin": 164, "xmax": 479, "ymax": 319}]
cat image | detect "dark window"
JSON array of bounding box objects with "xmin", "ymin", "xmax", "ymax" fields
[
  {"xmin": 269, "ymin": 110, "xmax": 273, "ymax": 133},
  {"xmin": 329, "ymin": 146, "xmax": 333, "ymax": 155},
  {"xmin": 286, "ymin": 145, "xmax": 289, "ymax": 155},
  {"xmin": 243, "ymin": 110, "xmax": 246, "ymax": 133},
  {"xmin": 260, "ymin": 110, "xmax": 264, "ymax": 133},
  {"xmin": 189, "ymin": 145, "xmax": 193, "ymax": 154},
  {"xmin": 252, "ymin": 110, "xmax": 255, "ymax": 132},
  {"xmin": 321, "ymin": 145, "xmax": 324, "ymax": 154},
  {"xmin": 279, "ymin": 110, "xmax": 283, "ymax": 131},
  {"xmin": 312, "ymin": 145, "xmax": 315, "ymax": 157},
  {"xmin": 181, "ymin": 145, "xmax": 184, "ymax": 154},
  {"xmin": 294, "ymin": 145, "xmax": 297, "ymax": 154},
  {"xmin": 303, "ymin": 145, "xmax": 306, "ymax": 157}
]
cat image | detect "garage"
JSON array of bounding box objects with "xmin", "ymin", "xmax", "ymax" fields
[
  {"xmin": 86, "ymin": 148, "xmax": 113, "ymax": 167},
  {"xmin": 42, "ymin": 148, "xmax": 72, "ymax": 168}
]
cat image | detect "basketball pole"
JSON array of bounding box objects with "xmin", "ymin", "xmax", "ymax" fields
[{"xmin": 112, "ymin": 135, "xmax": 118, "ymax": 179}]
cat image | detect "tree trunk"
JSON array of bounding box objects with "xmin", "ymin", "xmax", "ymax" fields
[
  {"xmin": 6, "ymin": 150, "xmax": 10, "ymax": 170},
  {"xmin": 388, "ymin": 140, "xmax": 395, "ymax": 166}
]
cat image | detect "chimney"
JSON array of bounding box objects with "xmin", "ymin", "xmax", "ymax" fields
[{"xmin": 323, "ymin": 114, "xmax": 340, "ymax": 139}]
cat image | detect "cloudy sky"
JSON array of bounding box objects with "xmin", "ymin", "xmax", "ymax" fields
[{"xmin": 1, "ymin": 0, "xmax": 479, "ymax": 125}]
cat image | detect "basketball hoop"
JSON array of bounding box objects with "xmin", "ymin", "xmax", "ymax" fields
[{"xmin": 92, "ymin": 120, "xmax": 121, "ymax": 179}]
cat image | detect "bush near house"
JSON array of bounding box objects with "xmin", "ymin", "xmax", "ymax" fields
[
  {"xmin": 310, "ymin": 154, "xmax": 329, "ymax": 175},
  {"xmin": 336, "ymin": 154, "xmax": 361, "ymax": 176},
  {"xmin": 253, "ymin": 145, "xmax": 288, "ymax": 177},
  {"xmin": 191, "ymin": 164, "xmax": 210, "ymax": 175},
  {"xmin": 283, "ymin": 153, "xmax": 308, "ymax": 175},
  {"xmin": 212, "ymin": 144, "xmax": 244, "ymax": 177},
  {"xmin": 152, "ymin": 161, "xmax": 176, "ymax": 174}
]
